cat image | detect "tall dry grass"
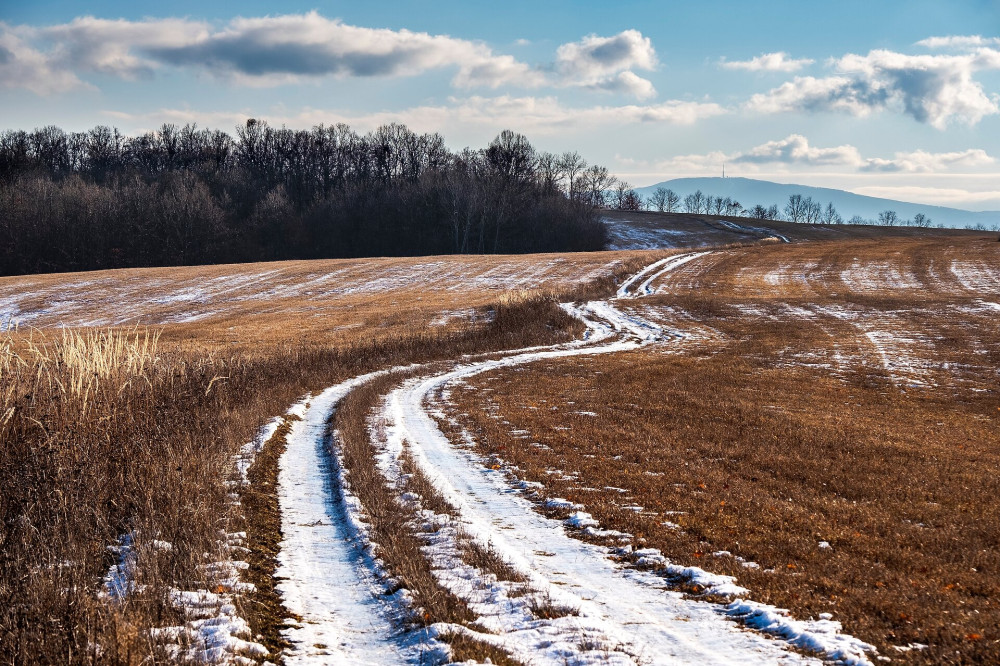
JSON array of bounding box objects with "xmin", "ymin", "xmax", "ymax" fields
[{"xmin": 0, "ymin": 252, "xmax": 648, "ymax": 663}]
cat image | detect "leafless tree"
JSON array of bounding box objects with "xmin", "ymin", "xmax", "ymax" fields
[
  {"xmin": 665, "ymin": 188, "xmax": 680, "ymax": 212},
  {"xmin": 536, "ymin": 152, "xmax": 565, "ymax": 194},
  {"xmin": 559, "ymin": 151, "xmax": 587, "ymax": 200},
  {"xmin": 784, "ymin": 194, "xmax": 806, "ymax": 222},
  {"xmin": 804, "ymin": 197, "xmax": 822, "ymax": 224},
  {"xmin": 649, "ymin": 186, "xmax": 669, "ymax": 212},
  {"xmin": 878, "ymin": 210, "xmax": 899, "ymax": 226},
  {"xmin": 683, "ymin": 189, "xmax": 705, "ymax": 213},
  {"xmin": 822, "ymin": 202, "xmax": 843, "ymax": 224},
  {"xmin": 613, "ymin": 181, "xmax": 643, "ymax": 210},
  {"xmin": 579, "ymin": 165, "xmax": 616, "ymax": 208}
]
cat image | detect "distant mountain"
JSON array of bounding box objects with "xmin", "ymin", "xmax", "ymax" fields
[{"xmin": 634, "ymin": 177, "xmax": 1000, "ymax": 229}]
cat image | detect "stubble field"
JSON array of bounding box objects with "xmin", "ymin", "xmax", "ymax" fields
[
  {"xmin": 0, "ymin": 215, "xmax": 996, "ymax": 665},
  {"xmin": 442, "ymin": 235, "xmax": 1000, "ymax": 663}
]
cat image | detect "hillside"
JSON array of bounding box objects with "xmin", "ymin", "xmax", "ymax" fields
[{"xmin": 635, "ymin": 177, "xmax": 1000, "ymax": 229}]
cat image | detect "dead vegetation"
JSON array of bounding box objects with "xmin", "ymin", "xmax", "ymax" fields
[
  {"xmin": 0, "ymin": 250, "xmax": 643, "ymax": 664},
  {"xmin": 444, "ymin": 235, "xmax": 1000, "ymax": 664},
  {"xmin": 3, "ymin": 226, "xmax": 992, "ymax": 663},
  {"xmin": 0, "ymin": 250, "xmax": 656, "ymax": 353}
]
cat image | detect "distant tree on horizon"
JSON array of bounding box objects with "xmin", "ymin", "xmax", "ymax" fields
[{"xmin": 879, "ymin": 210, "xmax": 899, "ymax": 226}]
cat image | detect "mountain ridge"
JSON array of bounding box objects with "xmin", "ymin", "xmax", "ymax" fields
[{"xmin": 634, "ymin": 177, "xmax": 999, "ymax": 229}]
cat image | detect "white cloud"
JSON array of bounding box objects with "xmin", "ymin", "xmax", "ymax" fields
[
  {"xmin": 917, "ymin": 35, "xmax": 1000, "ymax": 50},
  {"xmin": 1, "ymin": 15, "xmax": 661, "ymax": 99},
  {"xmin": 851, "ymin": 185, "xmax": 1000, "ymax": 207},
  {"xmin": 734, "ymin": 134, "xmax": 862, "ymax": 165},
  {"xmin": 620, "ymin": 134, "xmax": 995, "ymax": 176},
  {"xmin": 861, "ymin": 148, "xmax": 994, "ymax": 172},
  {"xmin": 554, "ymin": 30, "xmax": 658, "ymax": 98},
  {"xmin": 747, "ymin": 47, "xmax": 1000, "ymax": 129},
  {"xmin": 1, "ymin": 13, "xmax": 545, "ymax": 91},
  {"xmin": 106, "ymin": 96, "xmax": 726, "ymax": 136},
  {"xmin": 582, "ymin": 70, "xmax": 656, "ymax": 99},
  {"xmin": 720, "ymin": 52, "xmax": 814, "ymax": 72},
  {"xmin": 0, "ymin": 23, "xmax": 88, "ymax": 94},
  {"xmin": 745, "ymin": 75, "xmax": 881, "ymax": 116}
]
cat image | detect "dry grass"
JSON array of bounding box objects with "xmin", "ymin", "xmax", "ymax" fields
[
  {"xmin": 239, "ymin": 417, "xmax": 298, "ymax": 662},
  {"xmin": 4, "ymin": 226, "xmax": 988, "ymax": 663},
  {"xmin": 0, "ymin": 281, "xmax": 600, "ymax": 663},
  {"xmin": 443, "ymin": 235, "xmax": 1000, "ymax": 664},
  {"xmin": 0, "ymin": 251, "xmax": 658, "ymax": 354}
]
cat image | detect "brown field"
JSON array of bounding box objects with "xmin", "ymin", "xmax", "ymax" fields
[
  {"xmin": 441, "ymin": 233, "xmax": 1000, "ymax": 663},
  {"xmin": 0, "ymin": 249, "xmax": 649, "ymax": 664},
  {"xmin": 0, "ymin": 251, "xmax": 653, "ymax": 353},
  {"xmin": 2, "ymin": 221, "xmax": 997, "ymax": 664}
]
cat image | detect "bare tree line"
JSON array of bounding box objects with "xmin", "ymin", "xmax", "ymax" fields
[
  {"xmin": 632, "ymin": 186, "xmax": 941, "ymax": 228},
  {"xmin": 0, "ymin": 122, "xmax": 614, "ymax": 276}
]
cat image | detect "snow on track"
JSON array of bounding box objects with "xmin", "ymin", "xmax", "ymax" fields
[
  {"xmin": 277, "ymin": 376, "xmax": 432, "ymax": 665},
  {"xmin": 273, "ymin": 252, "xmax": 876, "ymax": 665},
  {"xmin": 382, "ymin": 367, "xmax": 822, "ymax": 665},
  {"xmin": 616, "ymin": 251, "xmax": 710, "ymax": 298}
]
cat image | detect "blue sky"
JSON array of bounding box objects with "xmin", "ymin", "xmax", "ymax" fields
[{"xmin": 2, "ymin": 1, "xmax": 999, "ymax": 208}]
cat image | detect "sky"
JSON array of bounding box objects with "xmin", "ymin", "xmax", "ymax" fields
[{"xmin": 2, "ymin": 1, "xmax": 999, "ymax": 210}]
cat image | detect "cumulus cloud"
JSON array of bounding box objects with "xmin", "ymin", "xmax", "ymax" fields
[
  {"xmin": 1, "ymin": 14, "xmax": 661, "ymax": 99},
  {"xmin": 0, "ymin": 23, "xmax": 88, "ymax": 94},
  {"xmin": 747, "ymin": 47, "xmax": 1000, "ymax": 128},
  {"xmin": 581, "ymin": 70, "xmax": 656, "ymax": 98},
  {"xmin": 733, "ymin": 134, "xmax": 862, "ymax": 165},
  {"xmin": 27, "ymin": 12, "xmax": 541, "ymax": 89},
  {"xmin": 720, "ymin": 52, "xmax": 814, "ymax": 72},
  {"xmin": 554, "ymin": 30, "xmax": 658, "ymax": 98}
]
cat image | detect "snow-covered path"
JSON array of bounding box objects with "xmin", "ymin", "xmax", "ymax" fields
[
  {"xmin": 383, "ymin": 366, "xmax": 816, "ymax": 664},
  {"xmin": 273, "ymin": 251, "xmax": 874, "ymax": 665},
  {"xmin": 276, "ymin": 373, "xmax": 428, "ymax": 665}
]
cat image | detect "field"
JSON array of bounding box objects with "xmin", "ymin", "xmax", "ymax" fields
[
  {"xmin": 443, "ymin": 234, "xmax": 1000, "ymax": 663},
  {"xmin": 0, "ymin": 213, "xmax": 996, "ymax": 665}
]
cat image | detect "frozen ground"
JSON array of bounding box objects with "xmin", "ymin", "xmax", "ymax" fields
[
  {"xmin": 0, "ymin": 256, "xmax": 624, "ymax": 331},
  {"xmin": 269, "ymin": 252, "xmax": 876, "ymax": 665}
]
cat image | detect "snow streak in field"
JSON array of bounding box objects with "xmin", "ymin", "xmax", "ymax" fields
[{"xmin": 273, "ymin": 251, "xmax": 876, "ymax": 665}]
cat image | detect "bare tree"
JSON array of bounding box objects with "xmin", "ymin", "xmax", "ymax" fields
[
  {"xmin": 559, "ymin": 151, "xmax": 587, "ymax": 200},
  {"xmin": 878, "ymin": 210, "xmax": 899, "ymax": 226},
  {"xmin": 665, "ymin": 188, "xmax": 680, "ymax": 212},
  {"xmin": 613, "ymin": 181, "xmax": 643, "ymax": 211},
  {"xmin": 486, "ymin": 129, "xmax": 536, "ymax": 183},
  {"xmin": 784, "ymin": 194, "xmax": 806, "ymax": 222},
  {"xmin": 912, "ymin": 212, "xmax": 932, "ymax": 228},
  {"xmin": 536, "ymin": 151, "xmax": 565, "ymax": 194},
  {"xmin": 822, "ymin": 202, "xmax": 842, "ymax": 225},
  {"xmin": 579, "ymin": 164, "xmax": 616, "ymax": 208},
  {"xmin": 649, "ymin": 186, "xmax": 669, "ymax": 212},
  {"xmin": 804, "ymin": 197, "xmax": 822, "ymax": 223},
  {"xmin": 684, "ymin": 189, "xmax": 705, "ymax": 213}
]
